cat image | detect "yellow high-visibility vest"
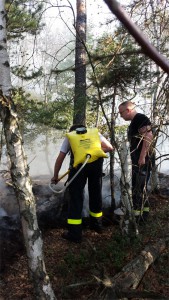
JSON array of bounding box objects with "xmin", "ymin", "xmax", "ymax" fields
[{"xmin": 66, "ymin": 128, "xmax": 107, "ymax": 167}]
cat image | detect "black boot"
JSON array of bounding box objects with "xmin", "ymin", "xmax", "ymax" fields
[
  {"xmin": 142, "ymin": 211, "xmax": 149, "ymax": 223},
  {"xmin": 89, "ymin": 216, "xmax": 103, "ymax": 234},
  {"xmin": 61, "ymin": 231, "xmax": 82, "ymax": 243},
  {"xmin": 62, "ymin": 224, "xmax": 82, "ymax": 243}
]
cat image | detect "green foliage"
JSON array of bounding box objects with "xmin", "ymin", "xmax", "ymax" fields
[
  {"xmin": 6, "ymin": 0, "xmax": 44, "ymax": 40},
  {"xmin": 12, "ymin": 66, "xmax": 43, "ymax": 81},
  {"xmin": 13, "ymin": 88, "xmax": 73, "ymax": 130},
  {"xmin": 86, "ymin": 27, "xmax": 151, "ymax": 128},
  {"xmin": 6, "ymin": 1, "xmax": 44, "ymax": 83},
  {"xmin": 91, "ymin": 30, "xmax": 149, "ymax": 94}
]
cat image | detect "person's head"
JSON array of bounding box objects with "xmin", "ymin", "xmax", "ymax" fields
[
  {"xmin": 69, "ymin": 124, "xmax": 86, "ymax": 132},
  {"xmin": 118, "ymin": 101, "xmax": 137, "ymax": 121}
]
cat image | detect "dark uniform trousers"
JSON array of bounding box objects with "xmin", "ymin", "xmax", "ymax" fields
[
  {"xmin": 132, "ymin": 158, "xmax": 152, "ymax": 220},
  {"xmin": 67, "ymin": 158, "xmax": 103, "ymax": 239}
]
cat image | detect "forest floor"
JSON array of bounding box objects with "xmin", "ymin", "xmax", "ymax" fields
[{"xmin": 0, "ymin": 173, "xmax": 169, "ymax": 300}]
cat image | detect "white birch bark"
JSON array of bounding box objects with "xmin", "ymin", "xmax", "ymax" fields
[
  {"xmin": 119, "ymin": 140, "xmax": 132, "ymax": 214},
  {"xmin": 150, "ymin": 162, "xmax": 160, "ymax": 192},
  {"xmin": 0, "ymin": 3, "xmax": 11, "ymax": 96},
  {"xmin": 0, "ymin": 1, "xmax": 56, "ymax": 299},
  {"xmin": 116, "ymin": 140, "xmax": 139, "ymax": 235}
]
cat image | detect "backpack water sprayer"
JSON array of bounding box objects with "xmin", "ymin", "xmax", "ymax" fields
[{"xmin": 49, "ymin": 127, "xmax": 108, "ymax": 194}]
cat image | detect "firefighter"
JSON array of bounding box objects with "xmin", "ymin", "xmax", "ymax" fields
[
  {"xmin": 51, "ymin": 125, "xmax": 113, "ymax": 243},
  {"xmin": 118, "ymin": 101, "xmax": 154, "ymax": 224}
]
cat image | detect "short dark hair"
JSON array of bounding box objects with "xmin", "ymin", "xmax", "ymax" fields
[
  {"xmin": 119, "ymin": 101, "xmax": 134, "ymax": 107},
  {"xmin": 69, "ymin": 124, "xmax": 86, "ymax": 132}
]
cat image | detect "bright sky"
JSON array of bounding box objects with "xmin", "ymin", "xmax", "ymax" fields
[{"xmin": 43, "ymin": 0, "xmax": 132, "ymax": 35}]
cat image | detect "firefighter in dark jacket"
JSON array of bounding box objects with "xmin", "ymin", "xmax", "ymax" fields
[
  {"xmin": 51, "ymin": 125, "xmax": 113, "ymax": 243},
  {"xmin": 118, "ymin": 101, "xmax": 154, "ymax": 223}
]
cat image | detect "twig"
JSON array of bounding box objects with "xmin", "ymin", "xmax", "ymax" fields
[
  {"xmin": 65, "ymin": 278, "xmax": 95, "ymax": 289},
  {"xmin": 85, "ymin": 238, "xmax": 97, "ymax": 253}
]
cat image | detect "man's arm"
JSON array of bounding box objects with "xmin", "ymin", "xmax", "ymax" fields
[
  {"xmin": 101, "ymin": 136, "xmax": 114, "ymax": 153},
  {"xmin": 51, "ymin": 151, "xmax": 67, "ymax": 184},
  {"xmin": 138, "ymin": 126, "xmax": 153, "ymax": 166}
]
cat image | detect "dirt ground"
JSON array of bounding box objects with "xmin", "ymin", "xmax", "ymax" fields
[{"xmin": 0, "ymin": 174, "xmax": 169, "ymax": 300}]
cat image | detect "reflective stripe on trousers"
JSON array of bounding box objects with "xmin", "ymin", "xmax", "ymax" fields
[
  {"xmin": 133, "ymin": 207, "xmax": 150, "ymax": 216},
  {"xmin": 67, "ymin": 219, "xmax": 82, "ymax": 225},
  {"xmin": 89, "ymin": 211, "xmax": 102, "ymax": 218}
]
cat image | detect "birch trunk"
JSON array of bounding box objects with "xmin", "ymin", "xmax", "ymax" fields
[
  {"xmin": 119, "ymin": 140, "xmax": 132, "ymax": 214},
  {"xmin": 150, "ymin": 163, "xmax": 160, "ymax": 192},
  {"xmin": 110, "ymin": 90, "xmax": 116, "ymax": 211},
  {"xmin": 117, "ymin": 140, "xmax": 139, "ymax": 235},
  {"xmin": 0, "ymin": 2, "xmax": 56, "ymax": 299}
]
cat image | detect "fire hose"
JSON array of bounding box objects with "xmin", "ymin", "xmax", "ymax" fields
[{"xmin": 49, "ymin": 154, "xmax": 91, "ymax": 194}]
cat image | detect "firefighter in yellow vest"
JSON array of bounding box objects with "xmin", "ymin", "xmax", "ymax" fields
[{"xmin": 51, "ymin": 125, "xmax": 113, "ymax": 243}]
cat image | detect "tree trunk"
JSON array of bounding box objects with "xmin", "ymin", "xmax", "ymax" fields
[
  {"xmin": 0, "ymin": 2, "xmax": 56, "ymax": 299},
  {"xmin": 115, "ymin": 140, "xmax": 139, "ymax": 235},
  {"xmin": 99, "ymin": 237, "xmax": 167, "ymax": 299},
  {"xmin": 110, "ymin": 88, "xmax": 116, "ymax": 211},
  {"xmin": 119, "ymin": 140, "xmax": 132, "ymax": 214},
  {"xmin": 73, "ymin": 0, "xmax": 87, "ymax": 125}
]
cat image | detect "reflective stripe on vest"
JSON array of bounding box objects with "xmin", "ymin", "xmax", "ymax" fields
[
  {"xmin": 67, "ymin": 219, "xmax": 82, "ymax": 225},
  {"xmin": 89, "ymin": 211, "xmax": 102, "ymax": 218},
  {"xmin": 66, "ymin": 128, "xmax": 107, "ymax": 168}
]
